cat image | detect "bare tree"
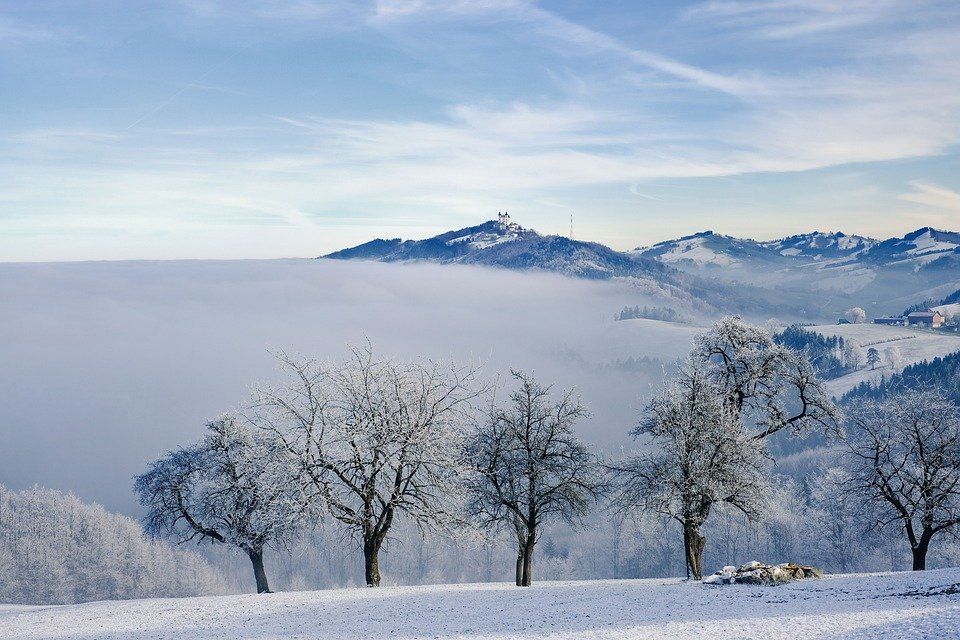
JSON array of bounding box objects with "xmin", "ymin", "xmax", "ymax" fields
[
  {"xmin": 884, "ymin": 345, "xmax": 904, "ymax": 372},
  {"xmin": 253, "ymin": 346, "xmax": 479, "ymax": 587},
  {"xmin": 693, "ymin": 317, "xmax": 841, "ymax": 440},
  {"xmin": 613, "ymin": 361, "xmax": 768, "ymax": 580},
  {"xmin": 843, "ymin": 390, "xmax": 960, "ymax": 570},
  {"xmin": 134, "ymin": 417, "xmax": 305, "ymax": 593},
  {"xmin": 465, "ymin": 372, "xmax": 604, "ymax": 586}
]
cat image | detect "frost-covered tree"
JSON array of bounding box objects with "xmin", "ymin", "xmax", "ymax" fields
[
  {"xmin": 844, "ymin": 341, "xmax": 866, "ymax": 370},
  {"xmin": 843, "ymin": 390, "xmax": 960, "ymax": 570},
  {"xmin": 0, "ymin": 484, "xmax": 225, "ymax": 604},
  {"xmin": 614, "ymin": 362, "xmax": 768, "ymax": 580},
  {"xmin": 884, "ymin": 346, "xmax": 904, "ymax": 373},
  {"xmin": 253, "ymin": 346, "xmax": 479, "ymax": 587},
  {"xmin": 135, "ymin": 416, "xmax": 305, "ymax": 593},
  {"xmin": 845, "ymin": 307, "xmax": 867, "ymax": 324},
  {"xmin": 807, "ymin": 467, "xmax": 861, "ymax": 572},
  {"xmin": 693, "ymin": 317, "xmax": 840, "ymax": 440},
  {"xmin": 465, "ymin": 372, "xmax": 603, "ymax": 586}
]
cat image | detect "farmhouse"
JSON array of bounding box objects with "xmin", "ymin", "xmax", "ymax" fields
[{"xmin": 906, "ymin": 310, "xmax": 945, "ymax": 328}]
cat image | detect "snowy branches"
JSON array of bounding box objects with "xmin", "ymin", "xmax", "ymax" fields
[
  {"xmin": 843, "ymin": 390, "xmax": 960, "ymax": 570},
  {"xmin": 465, "ymin": 372, "xmax": 604, "ymax": 586},
  {"xmin": 252, "ymin": 345, "xmax": 481, "ymax": 587},
  {"xmin": 134, "ymin": 416, "xmax": 305, "ymax": 593},
  {"xmin": 613, "ymin": 360, "xmax": 768, "ymax": 580},
  {"xmin": 693, "ymin": 317, "xmax": 840, "ymax": 440}
]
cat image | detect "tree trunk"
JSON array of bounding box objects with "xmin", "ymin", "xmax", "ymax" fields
[
  {"xmin": 364, "ymin": 537, "xmax": 382, "ymax": 587},
  {"xmin": 248, "ymin": 549, "xmax": 271, "ymax": 594},
  {"xmin": 515, "ymin": 544, "xmax": 524, "ymax": 586},
  {"xmin": 684, "ymin": 524, "xmax": 706, "ymax": 581},
  {"xmin": 520, "ymin": 532, "xmax": 535, "ymax": 587},
  {"xmin": 911, "ymin": 535, "xmax": 931, "ymax": 571}
]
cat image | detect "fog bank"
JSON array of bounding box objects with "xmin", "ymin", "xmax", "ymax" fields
[{"xmin": 0, "ymin": 259, "xmax": 699, "ymax": 513}]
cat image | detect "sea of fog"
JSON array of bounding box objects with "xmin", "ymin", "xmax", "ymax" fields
[{"xmin": 0, "ymin": 259, "xmax": 701, "ymax": 513}]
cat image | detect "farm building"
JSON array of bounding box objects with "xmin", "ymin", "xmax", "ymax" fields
[
  {"xmin": 906, "ymin": 310, "xmax": 946, "ymax": 328},
  {"xmin": 873, "ymin": 317, "xmax": 905, "ymax": 326}
]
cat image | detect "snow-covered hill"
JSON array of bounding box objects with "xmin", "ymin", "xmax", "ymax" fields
[
  {"xmin": 4, "ymin": 569, "xmax": 959, "ymax": 639},
  {"xmin": 805, "ymin": 324, "xmax": 960, "ymax": 397},
  {"xmin": 632, "ymin": 231, "xmax": 776, "ymax": 268},
  {"xmin": 761, "ymin": 231, "xmax": 876, "ymax": 263}
]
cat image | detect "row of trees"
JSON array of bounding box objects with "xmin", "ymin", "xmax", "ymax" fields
[
  {"xmin": 136, "ymin": 318, "xmax": 960, "ymax": 592},
  {"xmin": 0, "ymin": 484, "xmax": 224, "ymax": 604}
]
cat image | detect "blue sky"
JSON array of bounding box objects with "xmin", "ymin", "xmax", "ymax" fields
[{"xmin": 2, "ymin": 0, "xmax": 960, "ymax": 261}]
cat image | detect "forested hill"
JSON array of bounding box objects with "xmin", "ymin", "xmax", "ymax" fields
[{"xmin": 843, "ymin": 350, "xmax": 960, "ymax": 404}]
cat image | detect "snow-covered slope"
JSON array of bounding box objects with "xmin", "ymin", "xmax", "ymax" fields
[
  {"xmin": 805, "ymin": 324, "xmax": 960, "ymax": 396},
  {"xmin": 633, "ymin": 231, "xmax": 774, "ymax": 268},
  {"xmin": 634, "ymin": 230, "xmax": 876, "ymax": 269},
  {"xmin": 4, "ymin": 569, "xmax": 959, "ymax": 639},
  {"xmin": 862, "ymin": 227, "xmax": 960, "ymax": 269},
  {"xmin": 760, "ymin": 231, "xmax": 875, "ymax": 263}
]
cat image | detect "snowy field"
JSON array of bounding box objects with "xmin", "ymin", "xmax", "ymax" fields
[
  {"xmin": 2, "ymin": 569, "xmax": 958, "ymax": 640},
  {"xmin": 807, "ymin": 324, "xmax": 960, "ymax": 396}
]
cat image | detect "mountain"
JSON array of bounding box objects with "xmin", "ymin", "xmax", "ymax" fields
[
  {"xmin": 858, "ymin": 227, "xmax": 960, "ymax": 269},
  {"xmin": 635, "ymin": 227, "xmax": 960, "ymax": 315},
  {"xmin": 760, "ymin": 231, "xmax": 876, "ymax": 263},
  {"xmin": 325, "ymin": 217, "xmax": 676, "ymax": 282},
  {"xmin": 633, "ymin": 231, "xmax": 783, "ymax": 269},
  {"xmin": 324, "ymin": 218, "xmax": 960, "ymax": 320},
  {"xmin": 634, "ymin": 230, "xmax": 876, "ymax": 269}
]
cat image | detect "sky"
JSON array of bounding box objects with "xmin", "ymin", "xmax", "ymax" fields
[{"xmin": 2, "ymin": 0, "xmax": 960, "ymax": 261}]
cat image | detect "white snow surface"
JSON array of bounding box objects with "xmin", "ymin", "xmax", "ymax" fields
[
  {"xmin": 3, "ymin": 569, "xmax": 959, "ymax": 640},
  {"xmin": 905, "ymin": 229, "xmax": 957, "ymax": 256},
  {"xmin": 933, "ymin": 302, "xmax": 960, "ymax": 317},
  {"xmin": 655, "ymin": 236, "xmax": 738, "ymax": 267},
  {"xmin": 806, "ymin": 324, "xmax": 960, "ymax": 396}
]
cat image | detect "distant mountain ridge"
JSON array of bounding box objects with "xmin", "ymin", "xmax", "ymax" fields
[
  {"xmin": 325, "ymin": 217, "xmax": 676, "ymax": 281},
  {"xmin": 324, "ymin": 217, "xmax": 960, "ymax": 318},
  {"xmin": 327, "ymin": 218, "xmax": 959, "ymax": 276}
]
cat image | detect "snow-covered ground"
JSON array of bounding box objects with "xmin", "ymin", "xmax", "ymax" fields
[
  {"xmin": 3, "ymin": 569, "xmax": 959, "ymax": 639},
  {"xmin": 597, "ymin": 317, "xmax": 703, "ymax": 362},
  {"xmin": 807, "ymin": 324, "xmax": 960, "ymax": 396}
]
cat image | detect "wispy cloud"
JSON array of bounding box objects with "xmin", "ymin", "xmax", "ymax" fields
[
  {"xmin": 683, "ymin": 0, "xmax": 905, "ymax": 39},
  {"xmin": 0, "ymin": 14, "xmax": 69, "ymax": 47},
  {"xmin": 3, "ymin": 1, "xmax": 960, "ymax": 259},
  {"xmin": 899, "ymin": 180, "xmax": 960, "ymax": 213},
  {"xmin": 374, "ymin": 0, "xmax": 758, "ymax": 97}
]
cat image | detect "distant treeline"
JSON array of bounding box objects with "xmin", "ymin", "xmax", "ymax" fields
[
  {"xmin": 844, "ymin": 350, "xmax": 960, "ymax": 404},
  {"xmin": 774, "ymin": 325, "xmax": 852, "ymax": 380},
  {"xmin": 616, "ymin": 305, "xmax": 691, "ymax": 324}
]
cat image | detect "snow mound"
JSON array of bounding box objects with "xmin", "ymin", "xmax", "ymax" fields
[{"xmin": 703, "ymin": 561, "xmax": 823, "ymax": 586}]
